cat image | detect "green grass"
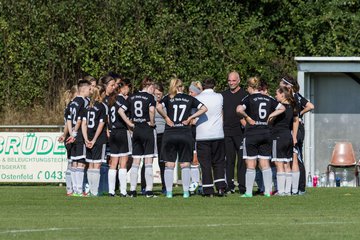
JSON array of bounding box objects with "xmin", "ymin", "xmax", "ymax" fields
[{"xmin": 0, "ymin": 186, "xmax": 359, "ymax": 240}]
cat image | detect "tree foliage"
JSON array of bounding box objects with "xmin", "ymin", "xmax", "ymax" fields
[{"xmin": 0, "ymin": 0, "xmax": 359, "ymax": 117}]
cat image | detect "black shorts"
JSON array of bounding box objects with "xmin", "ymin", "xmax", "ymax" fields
[
  {"xmin": 71, "ymin": 142, "xmax": 86, "ymax": 163},
  {"xmin": 109, "ymin": 129, "xmax": 132, "ymax": 157},
  {"xmin": 271, "ymin": 132, "xmax": 293, "ymax": 162},
  {"xmin": 243, "ymin": 132, "xmax": 272, "ymax": 160},
  {"xmin": 161, "ymin": 129, "xmax": 194, "ymax": 162},
  {"xmin": 86, "ymin": 143, "xmax": 106, "ymax": 163},
  {"xmin": 297, "ymin": 123, "xmax": 305, "ymax": 145},
  {"xmin": 132, "ymin": 125, "xmax": 157, "ymax": 158}
]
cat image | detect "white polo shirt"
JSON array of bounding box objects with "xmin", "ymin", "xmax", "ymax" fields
[{"xmin": 195, "ymin": 89, "xmax": 224, "ymax": 141}]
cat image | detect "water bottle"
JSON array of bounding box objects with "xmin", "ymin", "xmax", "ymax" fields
[
  {"xmin": 342, "ymin": 169, "xmax": 348, "ymax": 187},
  {"xmin": 312, "ymin": 175, "xmax": 318, "ymax": 187},
  {"xmin": 329, "ymin": 171, "xmax": 335, "ymax": 187},
  {"xmin": 307, "ymin": 172, "xmax": 312, "ymax": 187},
  {"xmin": 320, "ymin": 173, "xmax": 326, "ymax": 187}
]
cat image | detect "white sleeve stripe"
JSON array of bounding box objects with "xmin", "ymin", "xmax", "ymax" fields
[
  {"xmin": 197, "ymin": 103, "xmax": 204, "ymax": 109},
  {"xmin": 276, "ymin": 103, "xmax": 283, "ymax": 110}
]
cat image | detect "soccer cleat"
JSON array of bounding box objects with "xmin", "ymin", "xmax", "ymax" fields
[
  {"xmin": 108, "ymin": 193, "xmax": 116, "ymax": 197},
  {"xmin": 141, "ymin": 188, "xmax": 146, "ymax": 195},
  {"xmin": 298, "ymin": 191, "xmax": 306, "ymax": 195},
  {"xmin": 189, "ymin": 182, "xmax": 199, "ymax": 193},
  {"xmin": 270, "ymin": 190, "xmax": 278, "ymax": 196},
  {"xmin": 119, "ymin": 193, "xmax": 128, "ymax": 198},
  {"xmin": 145, "ymin": 191, "xmax": 156, "ymax": 198},
  {"xmin": 71, "ymin": 193, "xmax": 83, "ymax": 197},
  {"xmin": 264, "ymin": 193, "xmax": 271, "ymax": 197},
  {"xmin": 240, "ymin": 193, "xmax": 253, "ymax": 198},
  {"xmin": 226, "ymin": 188, "xmax": 236, "ymax": 194},
  {"xmin": 66, "ymin": 192, "xmax": 74, "ymax": 196},
  {"xmin": 82, "ymin": 193, "xmax": 90, "ymax": 197},
  {"xmin": 166, "ymin": 191, "xmax": 173, "ymax": 198},
  {"xmin": 183, "ymin": 191, "xmax": 190, "ymax": 198},
  {"xmin": 217, "ymin": 188, "xmax": 227, "ymax": 197},
  {"xmin": 128, "ymin": 191, "xmax": 137, "ymax": 198}
]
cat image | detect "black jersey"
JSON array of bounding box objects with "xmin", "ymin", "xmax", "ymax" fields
[
  {"xmin": 103, "ymin": 95, "xmax": 110, "ymax": 107},
  {"xmin": 85, "ymin": 101, "xmax": 107, "ymax": 144},
  {"xmin": 241, "ymin": 93, "xmax": 280, "ymax": 135},
  {"xmin": 67, "ymin": 96, "xmax": 88, "ymax": 139},
  {"xmin": 64, "ymin": 102, "xmax": 71, "ymax": 125},
  {"xmin": 161, "ymin": 93, "xmax": 204, "ymax": 130},
  {"xmin": 109, "ymin": 94, "xmax": 129, "ymax": 129},
  {"xmin": 294, "ymin": 92, "xmax": 309, "ymax": 119},
  {"xmin": 222, "ymin": 88, "xmax": 248, "ymax": 136},
  {"xmin": 271, "ymin": 103, "xmax": 296, "ymax": 134},
  {"xmin": 129, "ymin": 91, "xmax": 156, "ymax": 124}
]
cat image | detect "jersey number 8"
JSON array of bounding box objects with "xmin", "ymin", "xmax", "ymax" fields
[{"xmin": 134, "ymin": 101, "xmax": 143, "ymax": 117}]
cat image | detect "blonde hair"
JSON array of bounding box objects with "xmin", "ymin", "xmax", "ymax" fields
[
  {"xmin": 64, "ymin": 85, "xmax": 78, "ymax": 106},
  {"xmin": 247, "ymin": 77, "xmax": 261, "ymax": 90},
  {"xmin": 169, "ymin": 78, "xmax": 183, "ymax": 98},
  {"xmin": 89, "ymin": 86, "xmax": 103, "ymax": 107}
]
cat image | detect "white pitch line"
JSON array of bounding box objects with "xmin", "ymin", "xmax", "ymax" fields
[
  {"xmin": 0, "ymin": 228, "xmax": 79, "ymax": 234},
  {"xmin": 117, "ymin": 221, "xmax": 358, "ymax": 230},
  {"xmin": 1, "ymin": 221, "xmax": 358, "ymax": 234}
]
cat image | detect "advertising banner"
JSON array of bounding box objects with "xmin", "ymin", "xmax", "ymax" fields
[{"xmin": 0, "ymin": 132, "xmax": 67, "ymax": 182}]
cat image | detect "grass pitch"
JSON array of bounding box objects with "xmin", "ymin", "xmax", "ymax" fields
[{"xmin": 0, "ymin": 186, "xmax": 359, "ymax": 240}]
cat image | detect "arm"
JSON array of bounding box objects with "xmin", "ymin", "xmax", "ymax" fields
[
  {"xmin": 240, "ymin": 118, "xmax": 247, "ymax": 127},
  {"xmin": 89, "ymin": 122, "xmax": 105, "ymax": 148},
  {"xmin": 300, "ymin": 101, "xmax": 314, "ymax": 117},
  {"xmin": 66, "ymin": 119, "xmax": 76, "ymax": 144},
  {"xmin": 118, "ymin": 108, "xmax": 134, "ymax": 128},
  {"xmin": 292, "ymin": 116, "xmax": 299, "ymax": 146},
  {"xmin": 156, "ymin": 102, "xmax": 174, "ymax": 127},
  {"xmin": 268, "ymin": 104, "xmax": 286, "ymax": 123},
  {"xmin": 149, "ymin": 106, "xmax": 155, "ymax": 127},
  {"xmin": 58, "ymin": 125, "xmax": 69, "ymax": 143},
  {"xmin": 182, "ymin": 105, "xmax": 208, "ymax": 126},
  {"xmin": 81, "ymin": 119, "xmax": 89, "ymax": 145},
  {"xmin": 236, "ymin": 105, "xmax": 255, "ymax": 125}
]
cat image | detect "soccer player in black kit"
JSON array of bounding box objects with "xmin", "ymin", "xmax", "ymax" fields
[
  {"xmin": 66, "ymin": 79, "xmax": 91, "ymax": 196},
  {"xmin": 271, "ymin": 86, "xmax": 299, "ymax": 196},
  {"xmin": 128, "ymin": 77, "xmax": 157, "ymax": 198},
  {"xmin": 237, "ymin": 77, "xmax": 285, "ymax": 197},
  {"xmin": 108, "ymin": 81, "xmax": 134, "ymax": 197},
  {"xmin": 156, "ymin": 78, "xmax": 207, "ymax": 198},
  {"xmin": 280, "ymin": 76, "xmax": 314, "ymax": 195},
  {"xmin": 82, "ymin": 85, "xmax": 108, "ymax": 197}
]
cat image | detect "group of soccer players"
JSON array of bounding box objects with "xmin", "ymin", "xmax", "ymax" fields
[{"xmin": 59, "ymin": 71, "xmax": 314, "ymax": 198}]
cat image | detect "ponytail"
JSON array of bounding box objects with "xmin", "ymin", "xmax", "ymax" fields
[
  {"xmin": 168, "ymin": 78, "xmax": 183, "ymax": 98},
  {"xmin": 247, "ymin": 77, "xmax": 261, "ymax": 90}
]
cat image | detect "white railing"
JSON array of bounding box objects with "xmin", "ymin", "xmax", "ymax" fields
[{"xmin": 0, "ymin": 125, "xmax": 64, "ymax": 132}]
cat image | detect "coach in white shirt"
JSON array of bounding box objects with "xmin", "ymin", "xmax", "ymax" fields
[{"xmin": 195, "ymin": 78, "xmax": 226, "ymax": 197}]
